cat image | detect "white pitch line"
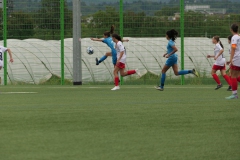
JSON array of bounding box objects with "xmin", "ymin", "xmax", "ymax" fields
[{"xmin": 0, "ymin": 92, "xmax": 38, "ymax": 94}]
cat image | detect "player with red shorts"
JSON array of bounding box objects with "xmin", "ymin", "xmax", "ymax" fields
[
  {"xmin": 226, "ymin": 24, "xmax": 240, "ymax": 99},
  {"xmin": 111, "ymin": 33, "xmax": 140, "ymax": 91},
  {"xmin": 207, "ymin": 36, "xmax": 231, "ymax": 90}
]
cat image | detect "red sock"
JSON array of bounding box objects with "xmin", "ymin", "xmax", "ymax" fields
[
  {"xmin": 127, "ymin": 70, "xmax": 136, "ymax": 75},
  {"xmin": 231, "ymin": 77, "xmax": 238, "ymax": 91},
  {"xmin": 212, "ymin": 74, "xmax": 221, "ymax": 85},
  {"xmin": 223, "ymin": 75, "xmax": 231, "ymax": 86},
  {"xmin": 115, "ymin": 77, "xmax": 119, "ymax": 86},
  {"xmin": 237, "ymin": 76, "xmax": 240, "ymax": 82}
]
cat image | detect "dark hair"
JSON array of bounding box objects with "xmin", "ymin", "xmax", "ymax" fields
[
  {"xmin": 231, "ymin": 24, "xmax": 238, "ymax": 33},
  {"xmin": 213, "ymin": 36, "xmax": 224, "ymax": 49},
  {"xmin": 166, "ymin": 29, "xmax": 178, "ymax": 42},
  {"xmin": 104, "ymin": 25, "xmax": 115, "ymax": 37},
  {"xmin": 228, "ymin": 35, "xmax": 233, "ymax": 41},
  {"xmin": 112, "ymin": 33, "xmax": 122, "ymax": 42}
]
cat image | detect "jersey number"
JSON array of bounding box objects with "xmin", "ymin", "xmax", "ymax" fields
[{"xmin": 0, "ymin": 52, "xmax": 2, "ymax": 61}]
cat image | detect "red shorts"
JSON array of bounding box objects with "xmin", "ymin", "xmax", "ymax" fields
[
  {"xmin": 212, "ymin": 65, "xmax": 226, "ymax": 70},
  {"xmin": 116, "ymin": 62, "xmax": 125, "ymax": 69},
  {"xmin": 230, "ymin": 65, "xmax": 240, "ymax": 71}
]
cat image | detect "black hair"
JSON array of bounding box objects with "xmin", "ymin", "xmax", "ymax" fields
[
  {"xmin": 112, "ymin": 33, "xmax": 122, "ymax": 42},
  {"xmin": 213, "ymin": 36, "xmax": 224, "ymax": 49},
  {"xmin": 166, "ymin": 29, "xmax": 178, "ymax": 42},
  {"xmin": 104, "ymin": 25, "xmax": 115, "ymax": 37},
  {"xmin": 231, "ymin": 24, "xmax": 238, "ymax": 33},
  {"xmin": 228, "ymin": 35, "xmax": 233, "ymax": 41}
]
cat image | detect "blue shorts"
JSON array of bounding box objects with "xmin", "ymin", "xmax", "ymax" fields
[
  {"xmin": 165, "ymin": 56, "xmax": 178, "ymax": 67},
  {"xmin": 112, "ymin": 50, "xmax": 117, "ymax": 65}
]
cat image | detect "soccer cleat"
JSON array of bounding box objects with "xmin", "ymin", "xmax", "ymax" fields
[
  {"xmin": 225, "ymin": 94, "xmax": 238, "ymax": 100},
  {"xmin": 111, "ymin": 86, "xmax": 120, "ymax": 91},
  {"xmin": 96, "ymin": 58, "xmax": 99, "ymax": 65},
  {"xmin": 192, "ymin": 69, "xmax": 199, "ymax": 77},
  {"xmin": 215, "ymin": 84, "xmax": 223, "ymax": 90},
  {"xmin": 135, "ymin": 69, "xmax": 141, "ymax": 77},
  {"xmin": 155, "ymin": 86, "xmax": 164, "ymax": 91},
  {"xmin": 227, "ymin": 86, "xmax": 232, "ymax": 91}
]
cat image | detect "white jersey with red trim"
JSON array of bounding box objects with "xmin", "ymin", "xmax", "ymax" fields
[
  {"xmin": 214, "ymin": 43, "xmax": 225, "ymax": 66},
  {"xmin": 0, "ymin": 46, "xmax": 8, "ymax": 67},
  {"xmin": 231, "ymin": 34, "xmax": 240, "ymax": 67},
  {"xmin": 115, "ymin": 41, "xmax": 127, "ymax": 64}
]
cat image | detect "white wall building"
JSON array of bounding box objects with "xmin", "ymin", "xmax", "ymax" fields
[{"xmin": 185, "ymin": 5, "xmax": 226, "ymax": 15}]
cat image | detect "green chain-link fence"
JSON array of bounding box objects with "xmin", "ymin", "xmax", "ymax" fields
[{"xmin": 1, "ymin": 0, "xmax": 240, "ymax": 85}]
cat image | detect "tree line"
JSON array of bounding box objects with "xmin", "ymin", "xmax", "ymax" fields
[{"xmin": 0, "ymin": 0, "xmax": 239, "ymax": 40}]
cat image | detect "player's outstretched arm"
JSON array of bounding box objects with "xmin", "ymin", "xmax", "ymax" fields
[
  {"xmin": 122, "ymin": 39, "xmax": 129, "ymax": 42},
  {"xmin": 7, "ymin": 48, "xmax": 13, "ymax": 63},
  {"xmin": 90, "ymin": 38, "xmax": 103, "ymax": 42},
  {"xmin": 207, "ymin": 55, "xmax": 214, "ymax": 58}
]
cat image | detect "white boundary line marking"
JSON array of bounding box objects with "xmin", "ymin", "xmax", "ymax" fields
[{"xmin": 1, "ymin": 92, "xmax": 38, "ymax": 94}]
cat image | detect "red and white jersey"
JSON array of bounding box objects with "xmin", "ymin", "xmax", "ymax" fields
[
  {"xmin": 231, "ymin": 34, "xmax": 240, "ymax": 66},
  {"xmin": 0, "ymin": 46, "xmax": 7, "ymax": 63},
  {"xmin": 115, "ymin": 41, "xmax": 127, "ymax": 64},
  {"xmin": 214, "ymin": 43, "xmax": 225, "ymax": 66}
]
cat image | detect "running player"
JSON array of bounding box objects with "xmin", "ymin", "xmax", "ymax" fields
[
  {"xmin": 0, "ymin": 45, "xmax": 13, "ymax": 70},
  {"xmin": 0, "ymin": 45, "xmax": 13, "ymax": 84},
  {"xmin": 91, "ymin": 25, "xmax": 129, "ymax": 66},
  {"xmin": 111, "ymin": 33, "xmax": 139, "ymax": 91},
  {"xmin": 226, "ymin": 24, "xmax": 240, "ymax": 99},
  {"xmin": 226, "ymin": 35, "xmax": 240, "ymax": 86},
  {"xmin": 207, "ymin": 36, "xmax": 231, "ymax": 90},
  {"xmin": 155, "ymin": 29, "xmax": 199, "ymax": 91}
]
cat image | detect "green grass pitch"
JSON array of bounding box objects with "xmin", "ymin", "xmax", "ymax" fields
[{"xmin": 0, "ymin": 85, "xmax": 239, "ymax": 160}]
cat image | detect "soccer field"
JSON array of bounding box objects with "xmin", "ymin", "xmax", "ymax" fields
[{"xmin": 0, "ymin": 85, "xmax": 239, "ymax": 160}]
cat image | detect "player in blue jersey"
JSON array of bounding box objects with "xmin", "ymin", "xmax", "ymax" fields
[
  {"xmin": 155, "ymin": 29, "xmax": 199, "ymax": 91},
  {"xmin": 91, "ymin": 25, "xmax": 129, "ymax": 66}
]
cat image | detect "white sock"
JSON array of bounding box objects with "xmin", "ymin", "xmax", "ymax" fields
[{"xmin": 232, "ymin": 90, "xmax": 238, "ymax": 95}]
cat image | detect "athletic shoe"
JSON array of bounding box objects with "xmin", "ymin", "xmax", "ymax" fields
[
  {"xmin": 96, "ymin": 58, "xmax": 99, "ymax": 65},
  {"xmin": 192, "ymin": 69, "xmax": 199, "ymax": 77},
  {"xmin": 227, "ymin": 86, "xmax": 232, "ymax": 91},
  {"xmin": 225, "ymin": 94, "xmax": 238, "ymax": 99},
  {"xmin": 111, "ymin": 86, "xmax": 120, "ymax": 91},
  {"xmin": 135, "ymin": 69, "xmax": 141, "ymax": 77},
  {"xmin": 155, "ymin": 86, "xmax": 164, "ymax": 91},
  {"xmin": 215, "ymin": 84, "xmax": 223, "ymax": 90}
]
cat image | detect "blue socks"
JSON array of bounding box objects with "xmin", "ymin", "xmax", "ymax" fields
[
  {"xmin": 99, "ymin": 55, "xmax": 107, "ymax": 63},
  {"xmin": 160, "ymin": 73, "xmax": 166, "ymax": 88},
  {"xmin": 178, "ymin": 70, "xmax": 192, "ymax": 75},
  {"xmin": 159, "ymin": 70, "xmax": 193, "ymax": 88}
]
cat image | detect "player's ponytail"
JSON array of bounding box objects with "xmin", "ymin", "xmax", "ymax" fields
[
  {"xmin": 213, "ymin": 36, "xmax": 224, "ymax": 49},
  {"xmin": 104, "ymin": 25, "xmax": 115, "ymax": 37},
  {"xmin": 228, "ymin": 35, "xmax": 233, "ymax": 41},
  {"xmin": 112, "ymin": 33, "xmax": 122, "ymax": 42},
  {"xmin": 110, "ymin": 25, "xmax": 115, "ymax": 34},
  {"xmin": 166, "ymin": 29, "xmax": 178, "ymax": 42}
]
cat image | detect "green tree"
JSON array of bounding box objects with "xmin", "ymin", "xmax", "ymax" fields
[
  {"xmin": 154, "ymin": 7, "xmax": 180, "ymax": 17},
  {"xmin": 85, "ymin": 7, "xmax": 119, "ymax": 38},
  {"xmin": 0, "ymin": 8, "xmax": 2, "ymax": 40},
  {"xmin": 36, "ymin": 0, "xmax": 72, "ymax": 40},
  {"xmin": 7, "ymin": 11, "xmax": 35, "ymax": 39}
]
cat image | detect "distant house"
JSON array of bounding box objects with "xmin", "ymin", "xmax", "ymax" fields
[
  {"xmin": 185, "ymin": 5, "xmax": 226, "ymax": 15},
  {"xmin": 168, "ymin": 13, "xmax": 180, "ymax": 21}
]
